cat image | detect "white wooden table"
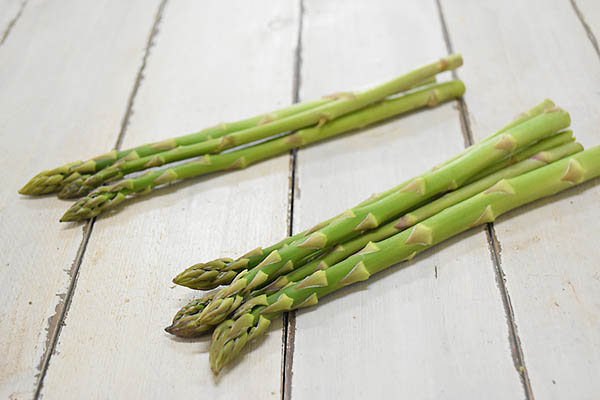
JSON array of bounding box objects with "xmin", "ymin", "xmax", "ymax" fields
[{"xmin": 1, "ymin": 1, "xmax": 599, "ymax": 399}]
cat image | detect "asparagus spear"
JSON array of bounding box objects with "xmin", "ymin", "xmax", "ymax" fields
[
  {"xmin": 58, "ymin": 77, "xmax": 437, "ymax": 199},
  {"xmin": 172, "ymin": 99, "xmax": 560, "ymax": 286},
  {"xmin": 172, "ymin": 130, "xmax": 575, "ymax": 291},
  {"xmin": 362, "ymin": 98, "xmax": 558, "ymax": 205},
  {"xmin": 164, "ymin": 295, "xmax": 214, "ymax": 337},
  {"xmin": 257, "ymin": 139, "xmax": 583, "ymax": 294},
  {"xmin": 209, "ymin": 146, "xmax": 600, "ymax": 373},
  {"xmin": 166, "ymin": 139, "xmax": 581, "ymax": 337},
  {"xmin": 60, "ymin": 80, "xmax": 466, "ymax": 222},
  {"xmin": 19, "ymin": 98, "xmax": 334, "ymax": 196},
  {"xmin": 193, "ymin": 107, "xmax": 571, "ymax": 326},
  {"xmin": 56, "ymin": 56, "xmax": 462, "ymax": 199}
]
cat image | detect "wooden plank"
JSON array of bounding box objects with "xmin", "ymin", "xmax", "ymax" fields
[
  {"xmin": 0, "ymin": 0, "xmax": 24, "ymax": 44},
  {"xmin": 40, "ymin": 0, "xmax": 299, "ymax": 397},
  {"xmin": 441, "ymin": 0, "xmax": 600, "ymax": 398},
  {"xmin": 573, "ymin": 0, "xmax": 600, "ymax": 51},
  {"xmin": 0, "ymin": 1, "xmax": 161, "ymax": 398},
  {"xmin": 289, "ymin": 1, "xmax": 524, "ymax": 398}
]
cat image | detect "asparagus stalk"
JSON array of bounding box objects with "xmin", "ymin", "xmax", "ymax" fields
[
  {"xmin": 19, "ymin": 98, "xmax": 334, "ymax": 196},
  {"xmin": 361, "ymin": 98, "xmax": 558, "ymax": 206},
  {"xmin": 193, "ymin": 107, "xmax": 571, "ymax": 326},
  {"xmin": 172, "ymin": 130, "xmax": 575, "ymax": 291},
  {"xmin": 56, "ymin": 56, "xmax": 462, "ymax": 199},
  {"xmin": 257, "ymin": 139, "xmax": 583, "ymax": 295},
  {"xmin": 60, "ymin": 80, "xmax": 466, "ymax": 222},
  {"xmin": 166, "ymin": 139, "xmax": 581, "ymax": 337},
  {"xmin": 172, "ymin": 99, "xmax": 561, "ymax": 285},
  {"xmin": 58, "ymin": 77, "xmax": 438, "ymax": 199},
  {"xmin": 209, "ymin": 146, "xmax": 600, "ymax": 373}
]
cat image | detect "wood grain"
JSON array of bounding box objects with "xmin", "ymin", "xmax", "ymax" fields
[
  {"xmin": 39, "ymin": 0, "xmax": 299, "ymax": 397},
  {"xmin": 289, "ymin": 1, "xmax": 524, "ymax": 398},
  {"xmin": 442, "ymin": 0, "xmax": 600, "ymax": 398},
  {"xmin": 0, "ymin": 1, "xmax": 161, "ymax": 398}
]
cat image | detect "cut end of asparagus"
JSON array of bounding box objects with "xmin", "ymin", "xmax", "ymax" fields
[{"xmin": 441, "ymin": 53, "xmax": 463, "ymax": 71}]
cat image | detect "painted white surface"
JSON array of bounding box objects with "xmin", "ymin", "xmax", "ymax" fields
[
  {"xmin": 0, "ymin": 0, "xmax": 23, "ymax": 41},
  {"xmin": 575, "ymin": 0, "xmax": 600, "ymax": 49},
  {"xmin": 40, "ymin": 0, "xmax": 299, "ymax": 398},
  {"xmin": 290, "ymin": 1, "xmax": 524, "ymax": 399},
  {"xmin": 2, "ymin": 0, "xmax": 599, "ymax": 398},
  {"xmin": 0, "ymin": 0, "xmax": 160, "ymax": 398},
  {"xmin": 442, "ymin": 0, "xmax": 600, "ymax": 398}
]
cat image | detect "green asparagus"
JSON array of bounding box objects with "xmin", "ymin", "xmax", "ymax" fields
[
  {"xmin": 164, "ymin": 295, "xmax": 214, "ymax": 337},
  {"xmin": 193, "ymin": 107, "xmax": 571, "ymax": 326},
  {"xmin": 166, "ymin": 139, "xmax": 581, "ymax": 337},
  {"xmin": 56, "ymin": 55, "xmax": 462, "ymax": 198},
  {"xmin": 19, "ymin": 98, "xmax": 334, "ymax": 196},
  {"xmin": 60, "ymin": 80, "xmax": 466, "ymax": 222},
  {"xmin": 209, "ymin": 146, "xmax": 600, "ymax": 373},
  {"xmin": 174, "ymin": 99, "xmax": 559, "ymax": 285}
]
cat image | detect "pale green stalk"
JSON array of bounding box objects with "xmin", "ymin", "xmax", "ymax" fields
[
  {"xmin": 209, "ymin": 146, "xmax": 600, "ymax": 373},
  {"xmin": 61, "ymin": 80, "xmax": 466, "ymax": 222},
  {"xmin": 58, "ymin": 56, "xmax": 462, "ymax": 198},
  {"xmin": 19, "ymin": 98, "xmax": 334, "ymax": 196},
  {"xmin": 194, "ymin": 107, "xmax": 571, "ymax": 326},
  {"xmin": 166, "ymin": 140, "xmax": 582, "ymax": 337}
]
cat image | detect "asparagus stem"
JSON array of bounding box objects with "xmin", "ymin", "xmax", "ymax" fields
[
  {"xmin": 359, "ymin": 99, "xmax": 558, "ymax": 207},
  {"xmin": 193, "ymin": 107, "xmax": 571, "ymax": 326},
  {"xmin": 166, "ymin": 140, "xmax": 582, "ymax": 337},
  {"xmin": 57, "ymin": 56, "xmax": 462, "ymax": 198},
  {"xmin": 61, "ymin": 80, "xmax": 466, "ymax": 222},
  {"xmin": 255, "ymin": 139, "xmax": 582, "ymax": 295},
  {"xmin": 19, "ymin": 98, "xmax": 334, "ymax": 196},
  {"xmin": 173, "ymin": 100, "xmax": 561, "ymax": 283},
  {"xmin": 174, "ymin": 130, "xmax": 575, "ymax": 291},
  {"xmin": 209, "ymin": 146, "xmax": 600, "ymax": 373}
]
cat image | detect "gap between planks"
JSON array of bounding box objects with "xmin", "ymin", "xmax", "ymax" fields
[
  {"xmin": 32, "ymin": 0, "xmax": 169, "ymax": 398},
  {"xmin": 436, "ymin": 0, "xmax": 535, "ymax": 399},
  {"xmin": 282, "ymin": 0, "xmax": 304, "ymax": 399},
  {"xmin": 0, "ymin": 0, "xmax": 28, "ymax": 46},
  {"xmin": 569, "ymin": 0, "xmax": 600, "ymax": 60}
]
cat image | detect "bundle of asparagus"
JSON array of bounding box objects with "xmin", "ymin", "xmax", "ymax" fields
[
  {"xmin": 18, "ymin": 55, "xmax": 466, "ymax": 222},
  {"xmin": 166, "ymin": 100, "xmax": 600, "ymax": 374}
]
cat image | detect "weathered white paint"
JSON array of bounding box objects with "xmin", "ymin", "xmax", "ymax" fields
[
  {"xmin": 442, "ymin": 0, "xmax": 600, "ymax": 398},
  {"xmin": 290, "ymin": 1, "xmax": 524, "ymax": 398},
  {"xmin": 3, "ymin": 0, "xmax": 599, "ymax": 398},
  {"xmin": 40, "ymin": 0, "xmax": 299, "ymax": 398},
  {"xmin": 0, "ymin": 0, "xmax": 161, "ymax": 398}
]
